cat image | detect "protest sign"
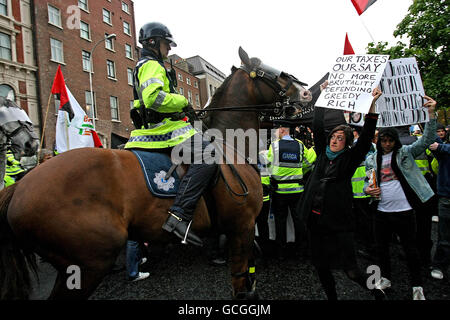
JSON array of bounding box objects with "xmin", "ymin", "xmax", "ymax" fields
[
  {"xmin": 315, "ymin": 54, "xmax": 389, "ymax": 113},
  {"xmin": 376, "ymin": 57, "xmax": 427, "ymax": 127}
]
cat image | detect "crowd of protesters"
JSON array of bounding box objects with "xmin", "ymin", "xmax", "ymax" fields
[{"xmin": 250, "ymin": 82, "xmax": 449, "ymax": 300}]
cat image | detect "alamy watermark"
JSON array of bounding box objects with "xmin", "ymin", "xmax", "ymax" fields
[{"xmin": 169, "ymin": 121, "xmax": 280, "ymax": 166}]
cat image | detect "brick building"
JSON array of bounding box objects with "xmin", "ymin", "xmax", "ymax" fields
[
  {"xmin": 0, "ymin": 0, "xmax": 39, "ymax": 131},
  {"xmin": 166, "ymin": 54, "xmax": 201, "ymax": 109},
  {"xmin": 32, "ymin": 0, "xmax": 137, "ymax": 149}
]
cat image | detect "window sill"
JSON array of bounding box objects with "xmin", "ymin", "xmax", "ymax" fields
[
  {"xmin": 111, "ymin": 119, "xmax": 121, "ymax": 123},
  {"xmin": 50, "ymin": 59, "xmax": 66, "ymax": 65},
  {"xmin": 107, "ymin": 77, "xmax": 117, "ymax": 81},
  {"xmin": 81, "ymin": 37, "xmax": 92, "ymax": 42},
  {"xmin": 48, "ymin": 22, "xmax": 63, "ymax": 30}
]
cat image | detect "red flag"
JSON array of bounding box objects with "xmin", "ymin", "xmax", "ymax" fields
[
  {"xmin": 351, "ymin": 0, "xmax": 377, "ymax": 15},
  {"xmin": 51, "ymin": 65, "xmax": 74, "ymax": 120},
  {"xmin": 344, "ymin": 33, "xmax": 355, "ymax": 55},
  {"xmin": 91, "ymin": 130, "xmax": 103, "ymax": 148}
]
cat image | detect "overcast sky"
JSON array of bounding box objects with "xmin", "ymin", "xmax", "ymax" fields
[{"xmin": 134, "ymin": 0, "xmax": 413, "ymax": 87}]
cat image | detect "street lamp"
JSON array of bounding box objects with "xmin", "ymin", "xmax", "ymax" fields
[{"xmin": 88, "ymin": 33, "xmax": 116, "ymax": 130}]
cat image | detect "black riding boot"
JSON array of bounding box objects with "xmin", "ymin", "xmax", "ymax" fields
[{"xmin": 162, "ymin": 210, "xmax": 203, "ymax": 247}]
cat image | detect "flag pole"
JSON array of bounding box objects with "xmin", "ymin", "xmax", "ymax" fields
[
  {"xmin": 360, "ymin": 16, "xmax": 375, "ymax": 43},
  {"xmin": 37, "ymin": 91, "xmax": 53, "ymax": 165}
]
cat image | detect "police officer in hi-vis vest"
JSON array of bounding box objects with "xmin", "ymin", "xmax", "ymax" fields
[
  {"xmin": 125, "ymin": 22, "xmax": 216, "ymax": 247},
  {"xmin": 267, "ymin": 122, "xmax": 316, "ymax": 257}
]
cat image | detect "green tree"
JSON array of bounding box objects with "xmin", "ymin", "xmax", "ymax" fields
[{"xmin": 367, "ymin": 0, "xmax": 449, "ymax": 112}]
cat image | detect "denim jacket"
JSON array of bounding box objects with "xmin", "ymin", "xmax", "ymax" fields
[{"xmin": 364, "ymin": 119, "xmax": 437, "ymax": 203}]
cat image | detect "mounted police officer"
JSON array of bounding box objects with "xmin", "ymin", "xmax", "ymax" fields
[{"xmin": 125, "ymin": 22, "xmax": 216, "ymax": 247}]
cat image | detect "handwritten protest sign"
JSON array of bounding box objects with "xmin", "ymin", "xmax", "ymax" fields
[
  {"xmin": 376, "ymin": 57, "xmax": 427, "ymax": 127},
  {"xmin": 315, "ymin": 54, "xmax": 389, "ymax": 113}
]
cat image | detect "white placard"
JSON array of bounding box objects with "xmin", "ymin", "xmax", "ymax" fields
[
  {"xmin": 376, "ymin": 57, "xmax": 428, "ymax": 127},
  {"xmin": 315, "ymin": 54, "xmax": 389, "ymax": 113}
]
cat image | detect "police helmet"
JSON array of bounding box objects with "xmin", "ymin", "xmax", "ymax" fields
[{"xmin": 138, "ymin": 22, "xmax": 177, "ymax": 47}]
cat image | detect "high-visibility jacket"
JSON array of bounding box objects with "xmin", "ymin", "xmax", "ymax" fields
[
  {"xmin": 267, "ymin": 138, "xmax": 316, "ymax": 194},
  {"xmin": 125, "ymin": 50, "xmax": 195, "ymax": 149},
  {"xmin": 258, "ymin": 150, "xmax": 271, "ymax": 202},
  {"xmin": 415, "ymin": 150, "xmax": 432, "ymax": 176},
  {"xmin": 5, "ymin": 150, "xmax": 25, "ymax": 177},
  {"xmin": 351, "ymin": 162, "xmax": 371, "ymax": 198},
  {"xmin": 4, "ymin": 174, "xmax": 15, "ymax": 187}
]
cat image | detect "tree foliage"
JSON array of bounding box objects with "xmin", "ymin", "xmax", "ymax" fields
[{"xmin": 367, "ymin": 0, "xmax": 449, "ymax": 110}]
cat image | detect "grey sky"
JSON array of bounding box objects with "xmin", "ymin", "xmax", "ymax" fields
[{"xmin": 134, "ymin": 0, "xmax": 413, "ymax": 86}]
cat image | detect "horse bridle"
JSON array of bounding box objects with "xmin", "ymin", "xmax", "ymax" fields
[{"xmin": 194, "ymin": 65, "xmax": 309, "ymax": 117}]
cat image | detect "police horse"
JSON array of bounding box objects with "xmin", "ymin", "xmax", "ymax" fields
[{"xmin": 0, "ymin": 48, "xmax": 311, "ymax": 299}]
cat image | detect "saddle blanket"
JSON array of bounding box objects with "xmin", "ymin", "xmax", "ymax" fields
[{"xmin": 131, "ymin": 150, "xmax": 180, "ymax": 198}]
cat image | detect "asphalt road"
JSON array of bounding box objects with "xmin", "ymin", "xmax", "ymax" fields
[{"xmin": 29, "ymin": 220, "xmax": 449, "ymax": 302}]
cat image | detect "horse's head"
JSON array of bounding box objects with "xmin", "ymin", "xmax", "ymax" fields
[
  {"xmin": 238, "ymin": 47, "xmax": 312, "ymax": 115},
  {"xmin": 0, "ymin": 97, "xmax": 39, "ymax": 159}
]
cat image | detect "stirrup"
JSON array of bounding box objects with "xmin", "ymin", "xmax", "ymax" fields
[{"xmin": 181, "ymin": 220, "xmax": 193, "ymax": 245}]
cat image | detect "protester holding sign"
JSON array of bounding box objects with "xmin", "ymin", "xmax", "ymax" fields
[
  {"xmin": 299, "ymin": 81, "xmax": 384, "ymax": 300},
  {"xmin": 363, "ymin": 96, "xmax": 437, "ymax": 300}
]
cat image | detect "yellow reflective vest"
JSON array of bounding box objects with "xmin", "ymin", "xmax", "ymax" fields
[
  {"xmin": 352, "ymin": 162, "xmax": 371, "ymax": 198},
  {"xmin": 5, "ymin": 150, "xmax": 25, "ymax": 177},
  {"xmin": 125, "ymin": 53, "xmax": 195, "ymax": 149},
  {"xmin": 259, "ymin": 150, "xmax": 271, "ymax": 202},
  {"xmin": 267, "ymin": 137, "xmax": 316, "ymax": 194}
]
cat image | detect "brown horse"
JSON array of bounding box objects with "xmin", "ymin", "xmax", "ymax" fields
[{"xmin": 0, "ymin": 47, "xmax": 311, "ymax": 300}]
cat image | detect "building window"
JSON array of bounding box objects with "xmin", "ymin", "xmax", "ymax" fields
[
  {"xmin": 0, "ymin": 84, "xmax": 15, "ymax": 100},
  {"xmin": 177, "ymin": 73, "xmax": 183, "ymax": 82},
  {"xmin": 48, "ymin": 4, "xmax": 62, "ymax": 28},
  {"xmin": 0, "ymin": 32, "xmax": 12, "ymax": 60},
  {"xmin": 195, "ymin": 94, "xmax": 200, "ymax": 107},
  {"xmin": 179, "ymin": 87, "xmax": 184, "ymax": 95},
  {"xmin": 122, "ymin": 1, "xmax": 129, "ymax": 13},
  {"xmin": 85, "ymin": 91, "xmax": 96, "ymax": 119},
  {"xmin": 110, "ymin": 96, "xmax": 119, "ymax": 121},
  {"xmin": 50, "ymin": 38, "xmax": 64, "ymax": 63},
  {"xmin": 186, "ymin": 77, "xmax": 191, "ymax": 86},
  {"xmin": 0, "ymin": 0, "xmax": 7, "ymax": 16},
  {"xmin": 106, "ymin": 60, "xmax": 116, "ymax": 79},
  {"xmin": 80, "ymin": 21, "xmax": 90, "ymax": 40},
  {"xmin": 78, "ymin": 0, "xmax": 88, "ymax": 11},
  {"xmin": 82, "ymin": 51, "xmax": 91, "ymax": 72},
  {"xmin": 123, "ymin": 21, "xmax": 131, "ymax": 35},
  {"xmin": 105, "ymin": 33, "xmax": 114, "ymax": 51},
  {"xmin": 194, "ymin": 80, "xmax": 198, "ymax": 88},
  {"xmin": 127, "ymin": 68, "xmax": 133, "ymax": 85},
  {"xmin": 102, "ymin": 8, "xmax": 112, "ymax": 25},
  {"xmin": 125, "ymin": 44, "xmax": 133, "ymax": 59},
  {"xmin": 187, "ymin": 90, "xmax": 192, "ymax": 104}
]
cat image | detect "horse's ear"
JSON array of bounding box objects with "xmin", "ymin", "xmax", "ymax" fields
[{"xmin": 239, "ymin": 46, "xmax": 251, "ymax": 68}]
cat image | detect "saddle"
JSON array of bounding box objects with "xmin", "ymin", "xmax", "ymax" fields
[{"xmin": 131, "ymin": 150, "xmax": 183, "ymax": 198}]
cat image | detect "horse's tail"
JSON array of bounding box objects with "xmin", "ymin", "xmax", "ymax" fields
[{"xmin": 0, "ymin": 184, "xmax": 37, "ymax": 300}]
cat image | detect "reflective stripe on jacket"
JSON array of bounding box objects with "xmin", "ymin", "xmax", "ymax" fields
[
  {"xmin": 351, "ymin": 163, "xmax": 370, "ymax": 198},
  {"xmin": 5, "ymin": 151, "xmax": 25, "ymax": 176}
]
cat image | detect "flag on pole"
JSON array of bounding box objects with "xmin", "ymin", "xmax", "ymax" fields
[
  {"xmin": 52, "ymin": 66, "xmax": 102, "ymax": 152},
  {"xmin": 51, "ymin": 65, "xmax": 74, "ymax": 120},
  {"xmin": 343, "ymin": 33, "xmax": 355, "ymax": 55},
  {"xmin": 351, "ymin": 0, "xmax": 377, "ymax": 15}
]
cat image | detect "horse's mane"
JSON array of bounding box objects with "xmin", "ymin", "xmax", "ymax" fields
[{"xmin": 204, "ymin": 67, "xmax": 238, "ymax": 110}]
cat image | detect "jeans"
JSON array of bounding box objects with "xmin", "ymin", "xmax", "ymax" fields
[
  {"xmin": 374, "ymin": 210, "xmax": 423, "ymax": 287},
  {"xmin": 126, "ymin": 240, "xmax": 143, "ymax": 278},
  {"xmin": 169, "ymin": 134, "xmax": 217, "ymax": 220},
  {"xmin": 432, "ymin": 196, "xmax": 450, "ymax": 270}
]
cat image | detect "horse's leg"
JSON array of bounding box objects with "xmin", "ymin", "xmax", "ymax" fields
[{"xmin": 48, "ymin": 265, "xmax": 113, "ymax": 300}]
